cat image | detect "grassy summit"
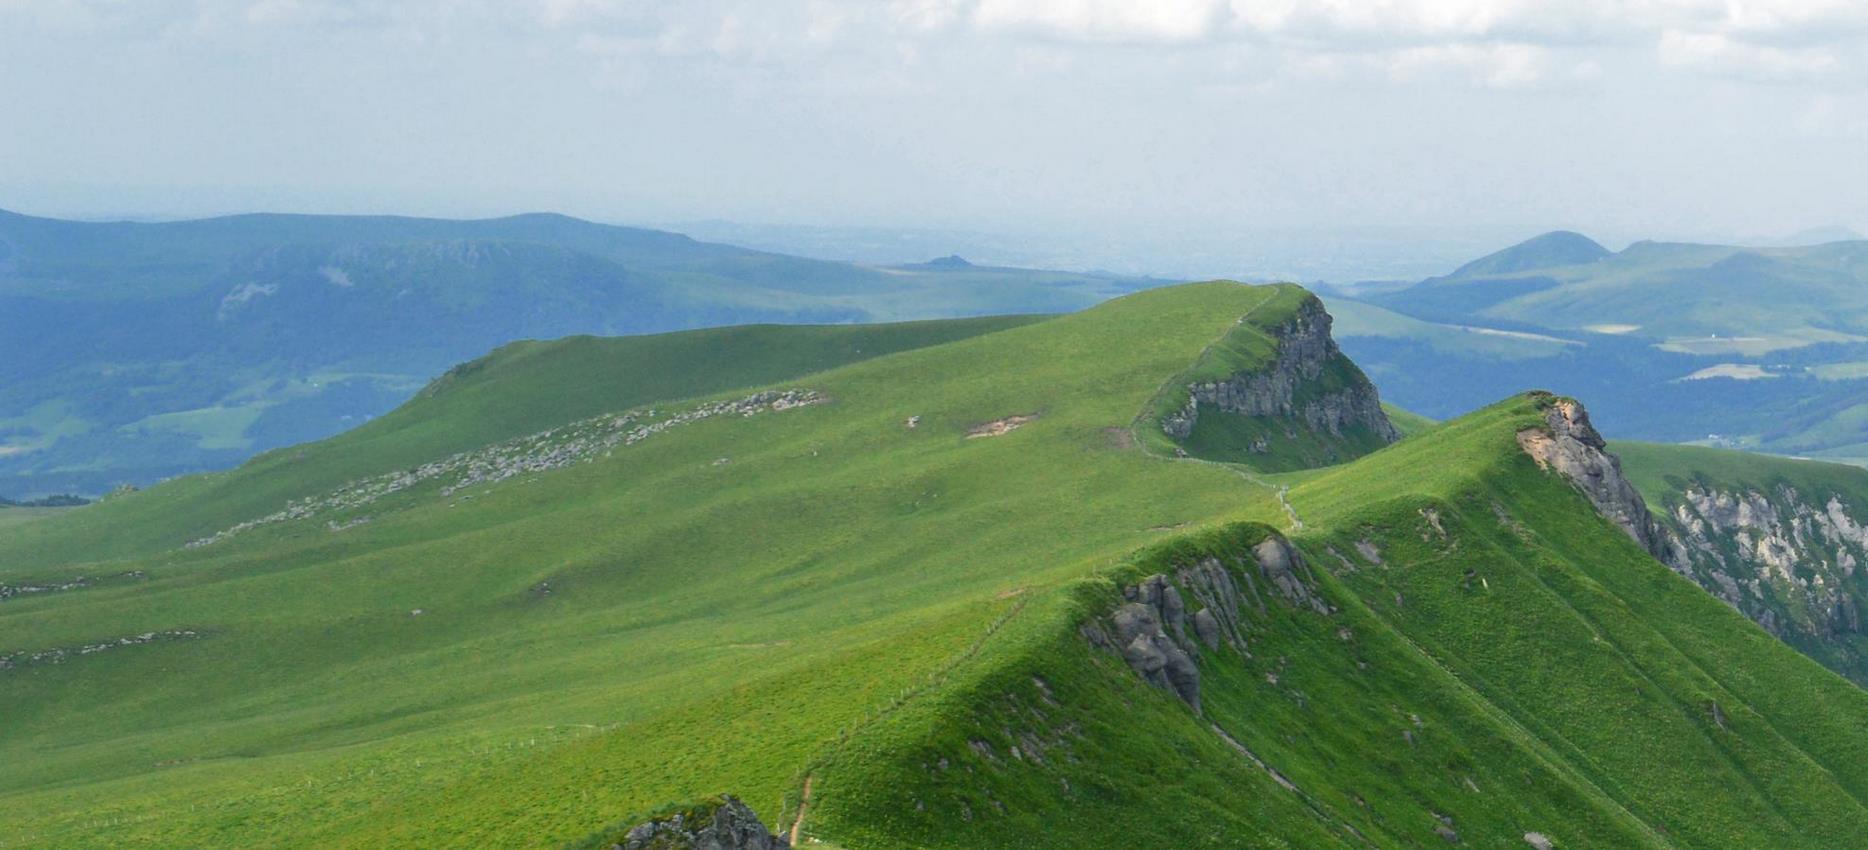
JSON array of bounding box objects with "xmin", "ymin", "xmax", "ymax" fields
[{"xmin": 6, "ymin": 281, "xmax": 1868, "ymax": 848}]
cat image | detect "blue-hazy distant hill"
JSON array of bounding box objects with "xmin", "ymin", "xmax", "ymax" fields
[{"xmin": 1331, "ymin": 230, "xmax": 1868, "ymax": 465}]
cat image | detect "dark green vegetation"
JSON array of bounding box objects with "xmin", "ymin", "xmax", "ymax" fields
[
  {"xmin": 8, "ymin": 281, "xmax": 1868, "ymax": 848},
  {"xmin": 0, "ymin": 208, "xmax": 1159, "ymax": 496},
  {"xmin": 1327, "ymin": 231, "xmax": 1868, "ymax": 464}
]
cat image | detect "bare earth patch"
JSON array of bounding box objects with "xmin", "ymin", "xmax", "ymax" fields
[{"xmin": 967, "ymin": 414, "xmax": 1038, "ymax": 439}]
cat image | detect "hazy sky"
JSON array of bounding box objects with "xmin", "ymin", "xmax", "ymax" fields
[{"xmin": 2, "ymin": 0, "xmax": 1865, "ymax": 242}]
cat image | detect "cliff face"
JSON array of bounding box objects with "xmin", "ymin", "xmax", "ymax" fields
[
  {"xmin": 1654, "ymin": 482, "xmax": 1868, "ymax": 677},
  {"xmin": 1162, "ymin": 297, "xmax": 1399, "ymax": 467},
  {"xmin": 1517, "ymin": 397, "xmax": 1670, "ymax": 559},
  {"xmin": 1517, "ymin": 395, "xmax": 1868, "ymax": 683}
]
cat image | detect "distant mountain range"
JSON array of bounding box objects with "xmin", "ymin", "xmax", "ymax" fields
[
  {"xmin": 0, "ymin": 209, "xmax": 1162, "ymax": 496},
  {"xmin": 1326, "ymin": 230, "xmax": 1868, "ymax": 464}
]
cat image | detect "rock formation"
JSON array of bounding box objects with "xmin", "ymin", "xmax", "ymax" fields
[
  {"xmin": 1109, "ymin": 575, "xmax": 1204, "ymax": 711},
  {"xmin": 1161, "ymin": 297, "xmax": 1399, "ymax": 447},
  {"xmin": 1090, "ymin": 532, "xmax": 1328, "ymax": 712},
  {"xmin": 1518, "ymin": 393, "xmax": 1868, "ymax": 683},
  {"xmin": 611, "ymin": 796, "xmax": 788, "ymax": 850},
  {"xmin": 1516, "ymin": 396, "xmax": 1669, "ymax": 560},
  {"xmin": 1657, "ymin": 482, "xmax": 1868, "ymax": 651}
]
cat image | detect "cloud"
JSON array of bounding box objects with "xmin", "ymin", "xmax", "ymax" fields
[
  {"xmin": 1658, "ymin": 29, "xmax": 1843, "ymax": 81},
  {"xmin": 1227, "ymin": 0, "xmax": 1621, "ymax": 46},
  {"xmin": 1381, "ymin": 43, "xmax": 1554, "ymax": 90},
  {"xmin": 5, "ymin": 0, "xmax": 1864, "ymax": 90},
  {"xmin": 970, "ymin": 0, "xmax": 1228, "ymax": 45}
]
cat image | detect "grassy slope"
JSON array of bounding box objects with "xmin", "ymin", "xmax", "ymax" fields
[
  {"xmin": 10, "ymin": 284, "xmax": 1868, "ymax": 848},
  {"xmin": 1381, "ymin": 403, "xmax": 1437, "ymax": 437},
  {"xmin": 1326, "ymin": 296, "xmax": 1575, "ymax": 360},
  {"xmin": 0, "ymin": 316, "xmax": 1040, "ymax": 572},
  {"xmin": 812, "ymin": 395, "xmax": 1868, "ymax": 848},
  {"xmin": 0, "ymin": 209, "xmax": 1161, "ymax": 496},
  {"xmin": 1615, "ymin": 440, "xmax": 1868, "ymax": 507},
  {"xmin": 0, "ymin": 283, "xmax": 1285, "ymax": 847},
  {"xmin": 1284, "ymin": 398, "xmax": 1868, "ymax": 847}
]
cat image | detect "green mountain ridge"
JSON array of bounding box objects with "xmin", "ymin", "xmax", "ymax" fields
[
  {"xmin": 0, "ymin": 208, "xmax": 1161, "ymax": 497},
  {"xmin": 10, "ymin": 281, "xmax": 1868, "ymax": 847}
]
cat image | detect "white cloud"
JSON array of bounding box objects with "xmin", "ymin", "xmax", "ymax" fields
[
  {"xmin": 1228, "ymin": 0, "xmax": 1621, "ymax": 46},
  {"xmin": 5, "ymin": 0, "xmax": 1864, "ymax": 90},
  {"xmin": 1658, "ymin": 29, "xmax": 1842, "ymax": 81},
  {"xmin": 971, "ymin": 0, "xmax": 1229, "ymax": 45},
  {"xmin": 1382, "ymin": 43, "xmax": 1554, "ymax": 89}
]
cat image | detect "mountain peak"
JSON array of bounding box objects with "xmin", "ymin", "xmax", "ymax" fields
[
  {"xmin": 1450, "ymin": 230, "xmax": 1610, "ymax": 278},
  {"xmin": 924, "ymin": 254, "xmax": 973, "ymax": 269}
]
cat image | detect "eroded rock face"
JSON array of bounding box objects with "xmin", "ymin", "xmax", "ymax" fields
[
  {"xmin": 1519, "ymin": 394, "xmax": 1868, "ymax": 683},
  {"xmin": 615, "ymin": 796, "xmax": 788, "ymax": 850},
  {"xmin": 1253, "ymin": 537, "xmax": 1331, "ymax": 615},
  {"xmin": 1161, "ymin": 298, "xmax": 1399, "ymax": 447},
  {"xmin": 1112, "ymin": 576, "xmax": 1203, "ymax": 711},
  {"xmin": 1660, "ymin": 482, "xmax": 1868, "ymax": 648},
  {"xmin": 1516, "ymin": 397, "xmax": 1669, "ymax": 560},
  {"xmin": 1094, "ymin": 533, "xmax": 1328, "ymax": 712}
]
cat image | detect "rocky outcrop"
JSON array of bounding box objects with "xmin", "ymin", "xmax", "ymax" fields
[
  {"xmin": 1108, "ymin": 575, "xmax": 1204, "ymax": 711},
  {"xmin": 1519, "ymin": 393, "xmax": 1868, "ymax": 683},
  {"xmin": 1516, "ymin": 396, "xmax": 1670, "ymax": 561},
  {"xmin": 611, "ymin": 796, "xmax": 788, "ymax": 850},
  {"xmin": 1253, "ymin": 536, "xmax": 1331, "ymax": 615},
  {"xmin": 1658, "ymin": 482, "xmax": 1868, "ymax": 649},
  {"xmin": 1161, "ymin": 298, "xmax": 1399, "ymax": 447},
  {"xmin": 1089, "ymin": 531, "xmax": 1328, "ymax": 712}
]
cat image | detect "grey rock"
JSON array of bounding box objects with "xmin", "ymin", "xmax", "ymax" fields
[
  {"xmin": 1161, "ymin": 298, "xmax": 1399, "ymax": 447},
  {"xmin": 1516, "ymin": 397, "xmax": 1669, "ymax": 560},
  {"xmin": 1253, "ymin": 537, "xmax": 1329, "ymax": 614},
  {"xmin": 1192, "ymin": 608, "xmax": 1222, "ymax": 650},
  {"xmin": 616, "ymin": 795, "xmax": 787, "ymax": 850},
  {"xmin": 1175, "ymin": 557, "xmax": 1253, "ymax": 654},
  {"xmin": 1110, "ymin": 579, "xmax": 1203, "ymax": 711}
]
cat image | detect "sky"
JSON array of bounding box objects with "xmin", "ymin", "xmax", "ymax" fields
[{"xmin": 2, "ymin": 0, "xmax": 1865, "ymax": 258}]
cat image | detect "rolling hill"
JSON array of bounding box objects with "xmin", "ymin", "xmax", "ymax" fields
[
  {"xmin": 0, "ymin": 208, "xmax": 1162, "ymax": 498},
  {"xmin": 1366, "ymin": 230, "xmax": 1868, "ymax": 346},
  {"xmin": 10, "ymin": 281, "xmax": 1868, "ymax": 848},
  {"xmin": 1327, "ymin": 232, "xmax": 1868, "ymax": 464}
]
